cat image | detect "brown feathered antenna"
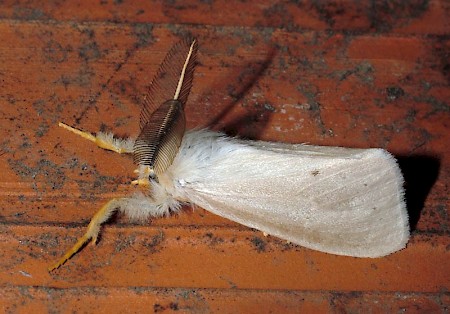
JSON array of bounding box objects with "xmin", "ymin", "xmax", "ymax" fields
[
  {"xmin": 133, "ymin": 38, "xmax": 198, "ymax": 177},
  {"xmin": 139, "ymin": 38, "xmax": 198, "ymax": 127}
]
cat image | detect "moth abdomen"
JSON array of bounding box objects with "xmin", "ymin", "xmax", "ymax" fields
[{"xmin": 133, "ymin": 99, "xmax": 186, "ymax": 177}]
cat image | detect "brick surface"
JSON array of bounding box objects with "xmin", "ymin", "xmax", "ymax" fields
[{"xmin": 0, "ymin": 1, "xmax": 448, "ymax": 313}]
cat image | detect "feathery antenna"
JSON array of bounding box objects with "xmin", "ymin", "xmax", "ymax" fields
[
  {"xmin": 133, "ymin": 38, "xmax": 198, "ymax": 177},
  {"xmin": 139, "ymin": 38, "xmax": 198, "ymax": 128}
]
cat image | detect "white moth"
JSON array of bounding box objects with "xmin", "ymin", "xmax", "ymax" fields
[{"xmin": 49, "ymin": 39, "xmax": 409, "ymax": 270}]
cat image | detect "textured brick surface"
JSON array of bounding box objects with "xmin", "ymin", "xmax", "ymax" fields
[{"xmin": 0, "ymin": 1, "xmax": 448, "ymax": 312}]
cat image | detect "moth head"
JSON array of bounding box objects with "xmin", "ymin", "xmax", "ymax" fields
[{"xmin": 132, "ymin": 165, "xmax": 156, "ymax": 188}]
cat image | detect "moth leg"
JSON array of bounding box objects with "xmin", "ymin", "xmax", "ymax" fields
[
  {"xmin": 58, "ymin": 122, "xmax": 134, "ymax": 154},
  {"xmin": 48, "ymin": 198, "xmax": 125, "ymax": 271}
]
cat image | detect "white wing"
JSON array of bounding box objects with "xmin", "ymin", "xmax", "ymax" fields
[{"xmin": 159, "ymin": 129, "xmax": 409, "ymax": 258}]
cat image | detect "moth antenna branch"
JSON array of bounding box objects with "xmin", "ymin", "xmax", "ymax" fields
[{"xmin": 173, "ymin": 39, "xmax": 196, "ymax": 100}]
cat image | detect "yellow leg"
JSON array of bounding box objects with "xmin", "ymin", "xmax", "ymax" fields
[
  {"xmin": 58, "ymin": 122, "xmax": 132, "ymax": 153},
  {"xmin": 48, "ymin": 198, "xmax": 124, "ymax": 271}
]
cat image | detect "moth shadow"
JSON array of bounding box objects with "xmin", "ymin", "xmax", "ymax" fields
[
  {"xmin": 204, "ymin": 47, "xmax": 277, "ymax": 139},
  {"xmin": 397, "ymin": 155, "xmax": 440, "ymax": 231}
]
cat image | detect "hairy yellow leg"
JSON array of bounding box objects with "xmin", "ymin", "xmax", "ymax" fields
[
  {"xmin": 48, "ymin": 198, "xmax": 124, "ymax": 271},
  {"xmin": 58, "ymin": 122, "xmax": 130, "ymax": 153}
]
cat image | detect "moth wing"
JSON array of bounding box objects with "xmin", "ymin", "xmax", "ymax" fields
[{"xmin": 169, "ymin": 130, "xmax": 409, "ymax": 257}]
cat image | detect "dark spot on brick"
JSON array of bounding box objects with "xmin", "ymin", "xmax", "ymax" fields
[
  {"xmin": 369, "ymin": 0, "xmax": 429, "ymax": 32},
  {"xmin": 12, "ymin": 7, "xmax": 48, "ymax": 20},
  {"xmin": 330, "ymin": 291, "xmax": 364, "ymax": 310},
  {"xmin": 56, "ymin": 65, "xmax": 95, "ymax": 88},
  {"xmin": 133, "ymin": 24, "xmax": 155, "ymax": 48},
  {"xmin": 297, "ymin": 83, "xmax": 327, "ymax": 135},
  {"xmin": 33, "ymin": 99, "xmax": 46, "ymax": 116},
  {"xmin": 263, "ymin": 103, "xmax": 276, "ymax": 112},
  {"xmin": 355, "ymin": 61, "xmax": 374, "ymax": 84},
  {"xmin": 414, "ymin": 95, "xmax": 449, "ymax": 118},
  {"xmin": 251, "ymin": 236, "xmax": 266, "ymax": 253},
  {"xmin": 331, "ymin": 58, "xmax": 376, "ymax": 84},
  {"xmin": 80, "ymin": 28, "xmax": 95, "ymax": 39},
  {"xmin": 312, "ymin": 1, "xmax": 346, "ymax": 27},
  {"xmin": 99, "ymin": 123, "xmax": 109, "ymax": 133},
  {"xmin": 169, "ymin": 302, "xmax": 179, "ymax": 310},
  {"xmin": 262, "ymin": 3, "xmax": 296, "ymax": 32},
  {"xmin": 204, "ymin": 232, "xmax": 224, "ymax": 246},
  {"xmin": 431, "ymin": 32, "xmax": 450, "ymax": 81},
  {"xmin": 335, "ymin": 70, "xmax": 353, "ymax": 81},
  {"xmin": 115, "ymin": 235, "xmax": 136, "ymax": 252},
  {"xmin": 143, "ymin": 231, "xmax": 165, "ymax": 254},
  {"xmin": 434, "ymin": 204, "xmax": 447, "ymax": 222},
  {"xmin": 7, "ymin": 158, "xmax": 66, "ymax": 190},
  {"xmin": 74, "ymin": 165, "xmax": 117, "ymax": 200},
  {"xmin": 79, "ymin": 42, "xmax": 101, "ymax": 61},
  {"xmin": 405, "ymin": 109, "xmax": 417, "ymax": 122},
  {"xmin": 386, "ymin": 86, "xmax": 405, "ymax": 100},
  {"xmin": 165, "ymin": 24, "xmax": 194, "ymax": 40},
  {"xmin": 230, "ymin": 28, "xmax": 255, "ymax": 46},
  {"xmin": 154, "ymin": 303, "xmax": 165, "ymax": 312},
  {"xmin": 442, "ymin": 62, "xmax": 449, "ymax": 81},
  {"xmin": 6, "ymin": 94, "xmax": 16, "ymax": 105},
  {"xmin": 43, "ymin": 40, "xmax": 69, "ymax": 63},
  {"xmin": 35, "ymin": 123, "xmax": 49, "ymax": 137},
  {"xmin": 113, "ymin": 116, "xmax": 132, "ymax": 127}
]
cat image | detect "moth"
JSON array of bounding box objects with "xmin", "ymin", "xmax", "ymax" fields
[{"xmin": 49, "ymin": 38, "xmax": 409, "ymax": 270}]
